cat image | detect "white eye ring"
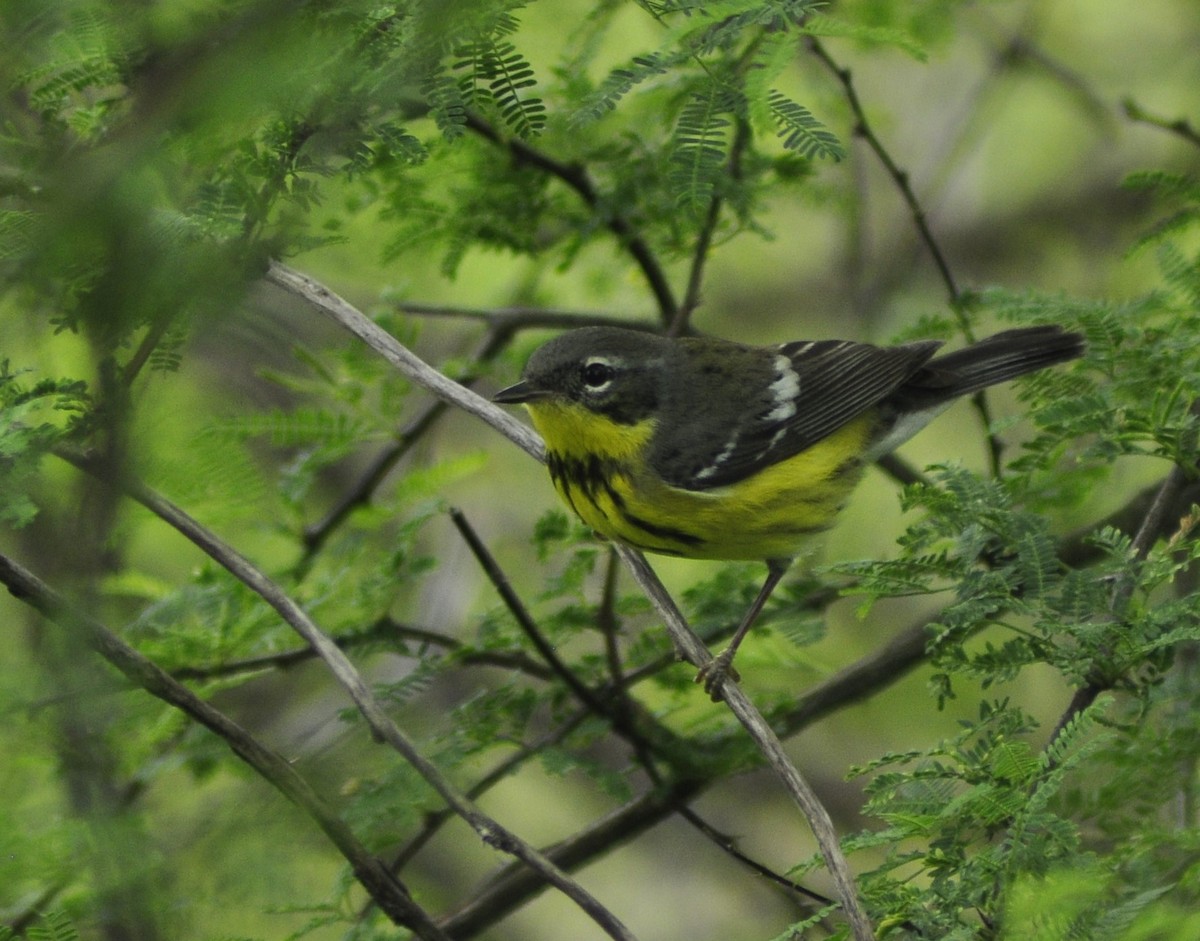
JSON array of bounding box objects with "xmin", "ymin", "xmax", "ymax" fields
[{"xmin": 581, "ymin": 358, "xmax": 615, "ymax": 392}]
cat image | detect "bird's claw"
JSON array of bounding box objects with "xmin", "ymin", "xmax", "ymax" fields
[{"xmin": 695, "ymin": 649, "xmax": 740, "ymax": 702}]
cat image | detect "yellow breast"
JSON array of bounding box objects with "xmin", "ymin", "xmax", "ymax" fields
[{"xmin": 525, "ymin": 400, "xmax": 873, "ymax": 562}]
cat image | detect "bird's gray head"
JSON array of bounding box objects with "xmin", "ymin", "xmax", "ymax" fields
[{"xmin": 495, "ymin": 327, "xmax": 670, "ymax": 425}]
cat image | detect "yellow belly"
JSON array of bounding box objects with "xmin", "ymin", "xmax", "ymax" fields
[{"xmin": 527, "ymin": 400, "xmax": 872, "ymax": 561}]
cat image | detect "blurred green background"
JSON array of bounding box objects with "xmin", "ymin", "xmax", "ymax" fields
[{"xmin": 2, "ymin": 1, "xmax": 1199, "ymax": 939}]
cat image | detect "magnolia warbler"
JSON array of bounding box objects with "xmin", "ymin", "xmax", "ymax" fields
[{"xmin": 494, "ymin": 325, "xmax": 1084, "ymax": 697}]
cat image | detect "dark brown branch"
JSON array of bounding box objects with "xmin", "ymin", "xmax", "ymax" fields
[
  {"xmin": 450, "ymin": 507, "xmax": 609, "ymax": 715},
  {"xmin": 1059, "ymin": 478, "xmax": 1200, "ymax": 569},
  {"xmin": 435, "ymin": 605, "xmax": 937, "ymax": 937},
  {"xmin": 808, "ymin": 38, "xmax": 961, "ymax": 309},
  {"xmin": 170, "ymin": 617, "xmax": 554, "ymax": 683},
  {"xmin": 673, "ymin": 803, "xmax": 835, "ymax": 910},
  {"xmin": 807, "ymin": 37, "xmax": 1005, "ymax": 474},
  {"xmin": 1049, "ymin": 462, "xmax": 1193, "ymax": 744},
  {"xmin": 438, "ymin": 780, "xmax": 704, "ymax": 938}
]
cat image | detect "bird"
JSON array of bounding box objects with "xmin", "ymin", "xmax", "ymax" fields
[{"xmin": 494, "ymin": 324, "xmax": 1085, "ymax": 698}]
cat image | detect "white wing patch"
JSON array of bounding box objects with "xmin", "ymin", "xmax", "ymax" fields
[
  {"xmin": 694, "ymin": 433, "xmax": 739, "ymax": 482},
  {"xmin": 764, "ymin": 354, "xmax": 801, "ymax": 422}
]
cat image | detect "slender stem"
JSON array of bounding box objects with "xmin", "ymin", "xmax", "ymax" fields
[
  {"xmin": 807, "ymin": 38, "xmax": 962, "ymax": 311},
  {"xmin": 449, "ymin": 507, "xmax": 608, "ymax": 715},
  {"xmin": 170, "ymin": 618, "xmax": 554, "ymax": 683},
  {"xmin": 808, "ymin": 38, "xmax": 1003, "ymax": 473},
  {"xmin": 1123, "ymin": 98, "xmax": 1200, "ymax": 150}
]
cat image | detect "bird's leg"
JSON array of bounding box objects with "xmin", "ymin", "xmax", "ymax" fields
[{"xmin": 696, "ymin": 558, "xmax": 790, "ymax": 701}]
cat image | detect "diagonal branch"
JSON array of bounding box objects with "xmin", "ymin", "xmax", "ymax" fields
[
  {"xmin": 808, "ymin": 37, "xmax": 1006, "ymax": 475},
  {"xmin": 807, "ymin": 38, "xmax": 961, "ymax": 310},
  {"xmin": 266, "ymin": 261, "xmax": 545, "ymax": 462},
  {"xmin": 0, "ymin": 550, "xmax": 447, "ymax": 940},
  {"xmin": 1123, "ymin": 98, "xmax": 1200, "ymax": 150},
  {"xmin": 55, "ymin": 449, "xmax": 639, "ymax": 941},
  {"xmin": 299, "ymin": 322, "xmax": 514, "ymax": 562},
  {"xmin": 1049, "ymin": 461, "xmax": 1193, "ymax": 744},
  {"xmin": 614, "ymin": 545, "xmax": 874, "ymax": 941}
]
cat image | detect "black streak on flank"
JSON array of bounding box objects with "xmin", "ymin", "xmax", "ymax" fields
[{"xmin": 546, "ymin": 452, "xmax": 705, "ymax": 551}]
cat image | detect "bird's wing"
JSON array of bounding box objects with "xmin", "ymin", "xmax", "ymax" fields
[{"xmin": 652, "ymin": 338, "xmax": 942, "ymax": 491}]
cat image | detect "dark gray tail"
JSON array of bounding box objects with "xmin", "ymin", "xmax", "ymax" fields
[{"xmin": 904, "ymin": 326, "xmax": 1085, "ymax": 405}]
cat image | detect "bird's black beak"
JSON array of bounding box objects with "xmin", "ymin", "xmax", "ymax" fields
[{"xmin": 493, "ymin": 380, "xmax": 543, "ymax": 404}]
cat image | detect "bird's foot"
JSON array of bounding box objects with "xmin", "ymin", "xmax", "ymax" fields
[{"xmin": 695, "ymin": 649, "xmax": 741, "ymax": 702}]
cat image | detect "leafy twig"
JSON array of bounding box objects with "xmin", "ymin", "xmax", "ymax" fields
[
  {"xmin": 669, "ymin": 115, "xmax": 751, "ymax": 337},
  {"xmin": 1049, "ymin": 462, "xmax": 1192, "ymax": 744}
]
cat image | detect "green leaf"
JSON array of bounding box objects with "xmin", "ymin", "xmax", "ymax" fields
[{"xmin": 767, "ymin": 90, "xmax": 846, "ymax": 161}]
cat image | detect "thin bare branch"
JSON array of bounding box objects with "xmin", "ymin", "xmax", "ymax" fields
[
  {"xmin": 170, "ymin": 617, "xmax": 554, "ymax": 683},
  {"xmin": 614, "ymin": 545, "xmax": 874, "ymax": 941},
  {"xmin": 1123, "ymin": 98, "xmax": 1200, "ymax": 150},
  {"xmin": 395, "ymin": 302, "xmax": 653, "ymax": 332},
  {"xmin": 265, "ymin": 260, "xmax": 545, "ymax": 464},
  {"xmin": 450, "ymin": 506, "xmax": 609, "ymax": 714},
  {"xmin": 808, "ymin": 38, "xmax": 1007, "ymax": 474}
]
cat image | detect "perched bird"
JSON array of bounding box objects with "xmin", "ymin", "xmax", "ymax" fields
[{"xmin": 494, "ymin": 325, "xmax": 1084, "ymax": 698}]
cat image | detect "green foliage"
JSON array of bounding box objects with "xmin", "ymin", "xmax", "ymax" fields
[
  {"xmin": 24, "ymin": 913, "xmax": 79, "ymax": 941},
  {"xmin": 767, "ymin": 90, "xmax": 846, "ymax": 161},
  {"xmin": 0, "ymin": 364, "xmax": 90, "ymax": 527},
  {"xmin": 3, "ymin": 1, "xmax": 1200, "ymax": 940}
]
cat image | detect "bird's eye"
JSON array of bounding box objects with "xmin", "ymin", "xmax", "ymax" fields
[{"xmin": 581, "ymin": 360, "xmax": 614, "ymax": 390}]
